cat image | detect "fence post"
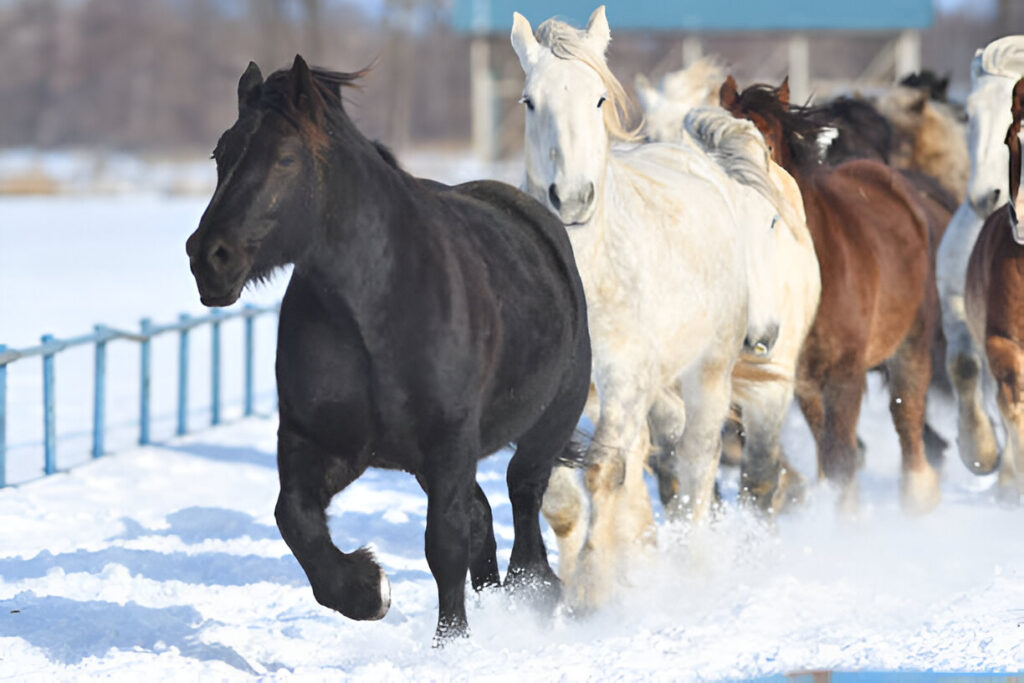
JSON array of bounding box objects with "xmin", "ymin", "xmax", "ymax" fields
[
  {"xmin": 211, "ymin": 310, "xmax": 222, "ymax": 426},
  {"xmin": 93, "ymin": 326, "xmax": 107, "ymax": 459},
  {"xmin": 139, "ymin": 318, "xmax": 152, "ymax": 445},
  {"xmin": 244, "ymin": 305, "xmax": 254, "ymax": 417},
  {"xmin": 0, "ymin": 345, "xmax": 6, "ymax": 488},
  {"xmin": 42, "ymin": 334, "xmax": 56, "ymax": 475},
  {"xmin": 177, "ymin": 313, "xmax": 190, "ymax": 436}
]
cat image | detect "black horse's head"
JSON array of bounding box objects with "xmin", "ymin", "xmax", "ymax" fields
[{"xmin": 186, "ymin": 55, "xmax": 361, "ymax": 306}]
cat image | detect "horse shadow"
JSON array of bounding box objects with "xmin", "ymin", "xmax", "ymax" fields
[
  {"xmin": 162, "ymin": 442, "xmax": 277, "ymax": 469},
  {"xmin": 0, "ymin": 592, "xmax": 259, "ymax": 673}
]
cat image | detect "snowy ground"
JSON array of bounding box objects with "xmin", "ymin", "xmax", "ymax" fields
[{"xmin": 1, "ymin": 153, "xmax": 1022, "ymax": 679}]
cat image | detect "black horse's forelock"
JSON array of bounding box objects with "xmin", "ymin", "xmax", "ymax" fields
[{"xmin": 259, "ymin": 66, "xmax": 369, "ymax": 120}]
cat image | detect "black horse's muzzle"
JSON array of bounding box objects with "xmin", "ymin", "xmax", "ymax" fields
[{"xmin": 186, "ymin": 230, "xmax": 250, "ymax": 307}]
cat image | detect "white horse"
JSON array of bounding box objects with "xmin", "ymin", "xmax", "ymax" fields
[
  {"xmin": 634, "ymin": 56, "xmax": 727, "ymax": 142},
  {"xmin": 512, "ymin": 6, "xmax": 813, "ymax": 609},
  {"xmin": 937, "ymin": 35, "xmax": 1024, "ymax": 480},
  {"xmin": 634, "ymin": 71, "xmax": 821, "ymax": 508}
]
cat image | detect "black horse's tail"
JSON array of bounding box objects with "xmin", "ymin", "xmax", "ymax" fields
[{"xmin": 554, "ymin": 427, "xmax": 591, "ymax": 469}]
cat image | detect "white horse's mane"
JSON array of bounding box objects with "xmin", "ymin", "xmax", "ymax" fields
[
  {"xmin": 660, "ymin": 55, "xmax": 727, "ymax": 109},
  {"xmin": 975, "ymin": 35, "xmax": 1024, "ymax": 80},
  {"xmin": 535, "ymin": 17, "xmax": 641, "ymax": 141},
  {"xmin": 683, "ymin": 106, "xmax": 799, "ymax": 231}
]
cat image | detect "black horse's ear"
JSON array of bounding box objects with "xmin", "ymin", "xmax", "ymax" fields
[
  {"xmin": 720, "ymin": 75, "xmax": 739, "ymax": 109},
  {"xmin": 238, "ymin": 61, "xmax": 263, "ymax": 114},
  {"xmin": 289, "ymin": 54, "xmax": 319, "ymax": 117}
]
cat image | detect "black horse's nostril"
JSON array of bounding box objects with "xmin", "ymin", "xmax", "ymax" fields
[
  {"xmin": 548, "ymin": 183, "xmax": 561, "ymax": 211},
  {"xmin": 208, "ymin": 241, "xmax": 233, "ymax": 272}
]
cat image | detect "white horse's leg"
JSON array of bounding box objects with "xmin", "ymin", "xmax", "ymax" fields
[
  {"xmin": 648, "ymin": 388, "xmax": 689, "ymax": 507},
  {"xmin": 669, "ymin": 359, "xmax": 734, "ymax": 522},
  {"xmin": 568, "ymin": 385, "xmax": 652, "ymax": 611},
  {"xmin": 541, "ymin": 384, "xmax": 600, "ymax": 580},
  {"xmin": 736, "ymin": 375, "xmax": 800, "ymax": 514},
  {"xmin": 937, "ymin": 203, "xmax": 999, "ymax": 474}
]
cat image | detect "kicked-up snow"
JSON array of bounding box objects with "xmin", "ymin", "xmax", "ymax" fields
[{"xmin": 0, "ymin": 405, "xmax": 1022, "ymax": 679}]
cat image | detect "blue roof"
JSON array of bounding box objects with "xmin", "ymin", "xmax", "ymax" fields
[{"xmin": 451, "ymin": 0, "xmax": 934, "ymax": 34}]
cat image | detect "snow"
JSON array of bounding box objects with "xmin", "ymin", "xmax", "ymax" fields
[{"xmin": 1, "ymin": 152, "xmax": 1022, "ymax": 678}]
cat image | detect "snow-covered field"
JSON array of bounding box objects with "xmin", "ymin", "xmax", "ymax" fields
[{"xmin": 0, "ymin": 153, "xmax": 1022, "ymax": 679}]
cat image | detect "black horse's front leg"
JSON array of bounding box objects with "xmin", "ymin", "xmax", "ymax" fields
[
  {"xmin": 422, "ymin": 436, "xmax": 478, "ymax": 644},
  {"xmin": 275, "ymin": 429, "xmax": 389, "ymax": 621}
]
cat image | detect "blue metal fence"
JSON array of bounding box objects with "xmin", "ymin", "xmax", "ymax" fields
[{"xmin": 0, "ymin": 303, "xmax": 280, "ymax": 487}]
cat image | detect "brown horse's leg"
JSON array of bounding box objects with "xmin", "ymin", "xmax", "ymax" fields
[
  {"xmin": 886, "ymin": 312, "xmax": 941, "ymax": 515},
  {"xmin": 795, "ymin": 380, "xmax": 826, "ymax": 479},
  {"xmin": 987, "ymin": 336, "xmax": 1024, "ymax": 504},
  {"xmin": 820, "ymin": 373, "xmax": 866, "ymax": 514}
]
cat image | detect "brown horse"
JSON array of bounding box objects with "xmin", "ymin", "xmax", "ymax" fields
[
  {"xmin": 721, "ymin": 77, "xmax": 943, "ymax": 514},
  {"xmin": 965, "ymin": 77, "xmax": 1024, "ymax": 504}
]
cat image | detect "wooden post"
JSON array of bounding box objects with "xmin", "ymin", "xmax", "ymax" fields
[
  {"xmin": 787, "ymin": 33, "xmax": 810, "ymax": 106},
  {"xmin": 471, "ymin": 35, "xmax": 496, "ymax": 161},
  {"xmin": 894, "ymin": 30, "xmax": 921, "ymax": 81},
  {"xmin": 681, "ymin": 35, "xmax": 703, "ymax": 68}
]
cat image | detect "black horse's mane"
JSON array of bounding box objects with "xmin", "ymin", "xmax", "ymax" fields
[
  {"xmin": 899, "ymin": 70, "xmax": 951, "ymax": 102},
  {"xmin": 803, "ymin": 96, "xmax": 895, "ymax": 164}
]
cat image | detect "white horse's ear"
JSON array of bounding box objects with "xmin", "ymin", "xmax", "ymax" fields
[
  {"xmin": 585, "ymin": 6, "xmax": 611, "ymax": 55},
  {"xmin": 511, "ymin": 12, "xmax": 541, "ymax": 73}
]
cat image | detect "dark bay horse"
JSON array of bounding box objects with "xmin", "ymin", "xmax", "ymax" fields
[
  {"xmin": 965, "ymin": 77, "xmax": 1024, "ymax": 503},
  {"xmin": 721, "ymin": 77, "xmax": 943, "ymax": 514},
  {"xmin": 185, "ymin": 56, "xmax": 591, "ymax": 641}
]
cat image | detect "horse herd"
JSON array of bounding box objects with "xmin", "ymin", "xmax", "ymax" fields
[{"xmin": 184, "ymin": 6, "xmax": 1024, "ymax": 643}]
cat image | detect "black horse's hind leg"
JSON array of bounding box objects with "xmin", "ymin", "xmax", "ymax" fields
[
  {"xmin": 422, "ymin": 431, "xmax": 478, "ymax": 643},
  {"xmin": 469, "ymin": 483, "xmax": 500, "ymax": 590},
  {"xmin": 505, "ymin": 362, "xmax": 590, "ymax": 609},
  {"xmin": 274, "ymin": 429, "xmax": 389, "ymax": 621}
]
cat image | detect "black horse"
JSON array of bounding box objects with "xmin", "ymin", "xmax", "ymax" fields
[{"xmin": 185, "ymin": 56, "xmax": 591, "ymax": 642}]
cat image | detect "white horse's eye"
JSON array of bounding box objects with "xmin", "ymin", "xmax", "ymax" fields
[
  {"xmin": 597, "ymin": 96, "xmax": 607, "ymax": 109},
  {"xmin": 519, "ymin": 95, "xmax": 535, "ymax": 111}
]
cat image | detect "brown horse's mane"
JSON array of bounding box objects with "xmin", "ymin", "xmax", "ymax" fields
[{"xmin": 732, "ymin": 83, "xmax": 843, "ymax": 172}]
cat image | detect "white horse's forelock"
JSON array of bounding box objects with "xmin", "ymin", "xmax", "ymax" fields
[
  {"xmin": 975, "ymin": 35, "xmax": 1024, "ymax": 81},
  {"xmin": 535, "ymin": 17, "xmax": 642, "ymax": 141},
  {"xmin": 683, "ymin": 106, "xmax": 800, "ymax": 232}
]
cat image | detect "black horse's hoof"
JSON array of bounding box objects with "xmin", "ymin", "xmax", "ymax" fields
[
  {"xmin": 310, "ymin": 547, "xmax": 391, "ymax": 621},
  {"xmin": 433, "ymin": 619, "xmax": 470, "ymax": 647},
  {"xmin": 505, "ymin": 565, "xmax": 563, "ymax": 614}
]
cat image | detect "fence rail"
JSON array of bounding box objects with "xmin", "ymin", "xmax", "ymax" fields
[{"xmin": 0, "ymin": 303, "xmax": 280, "ymax": 487}]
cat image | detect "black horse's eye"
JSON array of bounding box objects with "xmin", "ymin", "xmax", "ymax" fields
[
  {"xmin": 278, "ymin": 156, "xmax": 296, "ymax": 168},
  {"xmin": 597, "ymin": 96, "xmax": 607, "ymax": 109},
  {"xmin": 519, "ymin": 95, "xmax": 535, "ymax": 111}
]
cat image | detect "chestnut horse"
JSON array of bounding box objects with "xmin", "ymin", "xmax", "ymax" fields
[
  {"xmin": 721, "ymin": 77, "xmax": 943, "ymax": 514},
  {"xmin": 965, "ymin": 77, "xmax": 1024, "ymax": 503}
]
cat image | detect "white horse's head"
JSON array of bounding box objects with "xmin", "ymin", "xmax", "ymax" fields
[
  {"xmin": 966, "ymin": 36, "xmax": 1024, "ymax": 219},
  {"xmin": 635, "ymin": 57, "xmax": 727, "ymax": 144},
  {"xmin": 635, "ymin": 74, "xmax": 687, "ymax": 142},
  {"xmin": 511, "ymin": 6, "xmax": 637, "ymax": 225}
]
